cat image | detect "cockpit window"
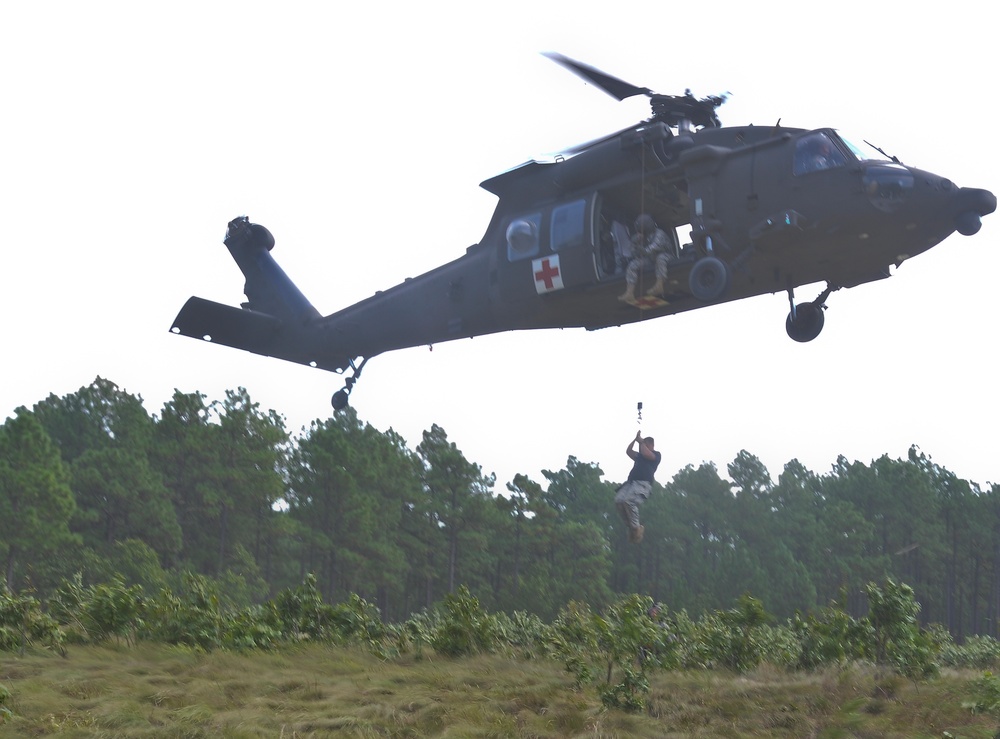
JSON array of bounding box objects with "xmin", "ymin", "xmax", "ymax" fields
[
  {"xmin": 793, "ymin": 132, "xmax": 848, "ymax": 175},
  {"xmin": 506, "ymin": 213, "xmax": 541, "ymax": 261},
  {"xmin": 836, "ymin": 132, "xmax": 891, "ymax": 163},
  {"xmin": 551, "ymin": 199, "xmax": 587, "ymax": 251}
]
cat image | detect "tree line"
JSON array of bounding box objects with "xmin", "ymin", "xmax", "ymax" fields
[{"xmin": 2, "ymin": 376, "xmax": 998, "ymax": 638}]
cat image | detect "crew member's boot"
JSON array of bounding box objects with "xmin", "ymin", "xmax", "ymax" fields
[
  {"xmin": 646, "ymin": 278, "xmax": 666, "ymax": 297},
  {"xmin": 618, "ymin": 283, "xmax": 636, "ymax": 303}
]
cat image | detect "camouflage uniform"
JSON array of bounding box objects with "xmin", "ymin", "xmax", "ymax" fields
[
  {"xmin": 625, "ymin": 228, "xmax": 671, "ymax": 287},
  {"xmin": 615, "ymin": 480, "xmax": 652, "ymax": 531},
  {"xmin": 619, "ymin": 218, "xmax": 672, "ymax": 303}
]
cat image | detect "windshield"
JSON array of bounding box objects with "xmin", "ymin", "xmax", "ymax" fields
[
  {"xmin": 794, "ymin": 132, "xmax": 848, "ymax": 175},
  {"xmin": 835, "ymin": 131, "xmax": 891, "ymax": 163}
]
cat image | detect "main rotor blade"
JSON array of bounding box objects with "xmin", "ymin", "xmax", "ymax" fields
[{"xmin": 543, "ymin": 52, "xmax": 652, "ymax": 101}]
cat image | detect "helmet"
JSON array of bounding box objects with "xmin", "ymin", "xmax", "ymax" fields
[
  {"xmin": 806, "ymin": 134, "xmax": 831, "ymax": 154},
  {"xmin": 635, "ymin": 214, "xmax": 656, "ymax": 232},
  {"xmin": 506, "ymin": 219, "xmax": 538, "ymax": 255}
]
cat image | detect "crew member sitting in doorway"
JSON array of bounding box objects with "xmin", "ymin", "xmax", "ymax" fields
[
  {"xmin": 619, "ymin": 213, "xmax": 671, "ymax": 303},
  {"xmin": 614, "ymin": 431, "xmax": 661, "ymax": 543}
]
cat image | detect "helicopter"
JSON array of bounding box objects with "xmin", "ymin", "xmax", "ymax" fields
[{"xmin": 171, "ymin": 53, "xmax": 996, "ymax": 411}]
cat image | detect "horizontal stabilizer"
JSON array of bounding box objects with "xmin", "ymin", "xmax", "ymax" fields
[{"xmin": 171, "ymin": 297, "xmax": 283, "ymax": 357}]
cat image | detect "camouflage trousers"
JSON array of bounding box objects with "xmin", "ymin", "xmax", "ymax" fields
[
  {"xmin": 625, "ymin": 253, "xmax": 670, "ymax": 286},
  {"xmin": 615, "ymin": 480, "xmax": 652, "ymax": 530}
]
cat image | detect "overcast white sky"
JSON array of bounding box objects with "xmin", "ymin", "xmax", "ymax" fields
[{"xmin": 3, "ymin": 1, "xmax": 997, "ymax": 491}]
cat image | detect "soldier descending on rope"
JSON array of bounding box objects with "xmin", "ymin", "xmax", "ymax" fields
[{"xmin": 614, "ymin": 431, "xmax": 661, "ymax": 543}]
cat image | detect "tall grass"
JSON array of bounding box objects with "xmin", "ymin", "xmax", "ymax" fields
[{"xmin": 3, "ymin": 644, "xmax": 1000, "ymax": 737}]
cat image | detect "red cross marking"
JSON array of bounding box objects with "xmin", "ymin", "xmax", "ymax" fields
[{"xmin": 534, "ymin": 258, "xmax": 560, "ymax": 289}]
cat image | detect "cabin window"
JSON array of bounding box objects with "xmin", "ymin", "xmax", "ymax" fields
[
  {"xmin": 793, "ymin": 132, "xmax": 848, "ymax": 176},
  {"xmin": 506, "ymin": 213, "xmax": 541, "ymax": 261},
  {"xmin": 550, "ymin": 199, "xmax": 587, "ymax": 251}
]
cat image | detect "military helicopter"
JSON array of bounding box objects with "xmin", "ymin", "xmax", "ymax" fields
[{"xmin": 171, "ymin": 54, "xmax": 996, "ymax": 410}]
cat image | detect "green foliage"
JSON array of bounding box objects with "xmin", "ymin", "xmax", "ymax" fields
[
  {"xmin": 430, "ymin": 585, "xmax": 499, "ymax": 657},
  {"xmin": 687, "ymin": 594, "xmax": 778, "ymax": 673},
  {"xmin": 0, "ymin": 683, "xmax": 10, "ymax": 723},
  {"xmin": 660, "ymin": 609, "xmax": 704, "ymax": 668},
  {"xmin": 391, "ymin": 608, "xmax": 436, "ymax": 657},
  {"xmin": 0, "ymin": 585, "xmax": 64, "ymax": 654},
  {"xmin": 390, "ymin": 593, "xmax": 552, "ymax": 661},
  {"xmin": 790, "ymin": 581, "xmax": 941, "ymax": 678},
  {"xmin": 550, "ymin": 601, "xmax": 599, "ymax": 688},
  {"xmin": 962, "ymin": 671, "xmax": 1000, "ymax": 716},
  {"xmin": 0, "ymin": 408, "xmax": 79, "ymax": 592},
  {"xmin": 13, "ymin": 378, "xmax": 1000, "ymax": 651},
  {"xmin": 490, "ymin": 610, "xmax": 553, "ymax": 660},
  {"xmin": 48, "ymin": 574, "xmax": 144, "ymax": 646},
  {"xmin": 214, "ymin": 545, "xmax": 270, "ymax": 609},
  {"xmin": 551, "ymin": 595, "xmax": 666, "ymax": 711},
  {"xmin": 718, "ymin": 593, "xmax": 772, "ymax": 671},
  {"xmin": 592, "ymin": 595, "xmax": 662, "ymax": 710},
  {"xmin": 219, "ymin": 603, "xmax": 283, "ymax": 650},
  {"xmin": 940, "ymin": 634, "xmax": 1000, "ymax": 670},
  {"xmin": 792, "ymin": 603, "xmax": 869, "ymax": 669},
  {"xmin": 864, "ymin": 579, "xmax": 940, "ymax": 679},
  {"xmin": 329, "ymin": 593, "xmax": 391, "ymax": 656},
  {"xmin": 286, "ymin": 411, "xmax": 414, "ymax": 612},
  {"xmin": 77, "ymin": 539, "xmax": 170, "ymax": 594},
  {"xmin": 270, "ymin": 573, "xmax": 336, "ymax": 641},
  {"xmin": 144, "ymin": 573, "xmax": 224, "ymax": 650}
]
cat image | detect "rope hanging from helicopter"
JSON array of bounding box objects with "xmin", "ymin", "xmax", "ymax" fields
[{"xmin": 631, "ymin": 139, "xmax": 650, "ymax": 324}]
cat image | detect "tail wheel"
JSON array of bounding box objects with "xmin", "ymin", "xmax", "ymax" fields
[{"xmin": 688, "ymin": 256, "xmax": 731, "ymax": 302}]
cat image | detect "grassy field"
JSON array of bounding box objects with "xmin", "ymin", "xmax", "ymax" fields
[{"xmin": 2, "ymin": 644, "xmax": 1000, "ymax": 737}]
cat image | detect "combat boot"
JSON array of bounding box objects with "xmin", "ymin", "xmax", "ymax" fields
[{"xmin": 646, "ymin": 278, "xmax": 665, "ymax": 297}]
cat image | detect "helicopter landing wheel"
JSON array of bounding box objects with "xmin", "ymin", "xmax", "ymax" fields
[
  {"xmin": 331, "ymin": 389, "xmax": 350, "ymax": 411},
  {"xmin": 688, "ymin": 256, "xmax": 731, "ymax": 302},
  {"xmin": 785, "ymin": 302, "xmax": 825, "ymax": 342}
]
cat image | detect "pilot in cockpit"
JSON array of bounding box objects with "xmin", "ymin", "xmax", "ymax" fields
[{"xmin": 794, "ymin": 132, "xmax": 847, "ymax": 175}]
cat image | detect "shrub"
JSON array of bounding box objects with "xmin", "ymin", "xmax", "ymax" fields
[
  {"xmin": 550, "ymin": 601, "xmax": 599, "ymax": 688},
  {"xmin": 87, "ymin": 577, "xmax": 145, "ymax": 645},
  {"xmin": 49, "ymin": 574, "xmax": 146, "ymax": 646},
  {"xmin": 551, "ymin": 594, "xmax": 665, "ymax": 711},
  {"xmin": 270, "ymin": 574, "xmax": 336, "ymax": 641},
  {"xmin": 430, "ymin": 585, "xmax": 499, "ymax": 657},
  {"xmin": 220, "ymin": 604, "xmax": 283, "ymax": 650},
  {"xmin": 940, "ymin": 634, "xmax": 1000, "ymax": 670},
  {"xmin": 0, "ymin": 585, "xmax": 64, "ymax": 654},
  {"xmin": 491, "ymin": 610, "xmax": 553, "ymax": 660},
  {"xmin": 792, "ymin": 604, "xmax": 869, "ymax": 670},
  {"xmin": 963, "ymin": 671, "xmax": 1000, "ymax": 716},
  {"xmin": 864, "ymin": 579, "xmax": 940, "ymax": 679},
  {"xmin": 144, "ymin": 573, "xmax": 223, "ymax": 650},
  {"xmin": 688, "ymin": 595, "xmax": 778, "ymax": 673},
  {"xmin": 329, "ymin": 594, "xmax": 392, "ymax": 657}
]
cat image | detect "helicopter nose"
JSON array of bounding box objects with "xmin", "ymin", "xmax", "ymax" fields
[{"xmin": 954, "ymin": 187, "xmax": 997, "ymax": 236}]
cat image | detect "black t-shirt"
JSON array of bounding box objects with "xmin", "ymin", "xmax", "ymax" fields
[{"xmin": 627, "ymin": 450, "xmax": 662, "ymax": 483}]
